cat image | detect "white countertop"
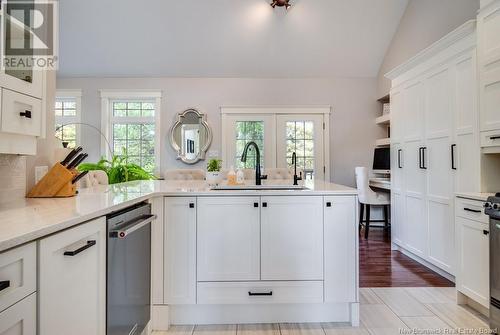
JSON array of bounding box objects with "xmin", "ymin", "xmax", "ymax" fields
[
  {"xmin": 0, "ymin": 179, "xmax": 356, "ymax": 253},
  {"xmin": 455, "ymin": 192, "xmax": 495, "ymax": 202}
]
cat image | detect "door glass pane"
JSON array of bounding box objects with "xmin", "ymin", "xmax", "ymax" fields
[
  {"xmin": 235, "ymin": 121, "xmax": 264, "ymax": 169},
  {"xmin": 286, "ymin": 121, "xmax": 315, "ymax": 179},
  {"xmin": 55, "ymin": 124, "xmax": 76, "ymax": 148}
]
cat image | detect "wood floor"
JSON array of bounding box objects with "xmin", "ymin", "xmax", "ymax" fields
[
  {"xmin": 153, "ymin": 288, "xmax": 490, "ymax": 335},
  {"xmin": 359, "ymin": 228, "xmax": 454, "ymax": 287}
]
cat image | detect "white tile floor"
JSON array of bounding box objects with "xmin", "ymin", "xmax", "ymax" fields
[{"xmin": 154, "ymin": 288, "xmax": 491, "ymax": 335}]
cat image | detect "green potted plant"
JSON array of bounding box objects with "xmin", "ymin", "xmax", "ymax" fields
[
  {"xmin": 206, "ymin": 158, "xmax": 222, "ymax": 185},
  {"xmin": 78, "ymin": 151, "xmax": 155, "ymax": 184}
]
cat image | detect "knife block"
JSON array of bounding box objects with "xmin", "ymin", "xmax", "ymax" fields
[{"xmin": 27, "ymin": 163, "xmax": 77, "ymax": 198}]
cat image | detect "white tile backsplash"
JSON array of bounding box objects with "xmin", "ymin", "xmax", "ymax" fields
[{"xmin": 0, "ymin": 154, "xmax": 26, "ymax": 204}]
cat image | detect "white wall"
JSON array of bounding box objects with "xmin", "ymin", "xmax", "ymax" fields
[
  {"xmin": 57, "ymin": 77, "xmax": 385, "ymax": 187},
  {"xmin": 377, "ymin": 0, "xmax": 479, "ymax": 97}
]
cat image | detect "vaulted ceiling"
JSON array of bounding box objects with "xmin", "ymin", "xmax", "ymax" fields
[{"xmin": 58, "ymin": 0, "xmax": 408, "ymax": 78}]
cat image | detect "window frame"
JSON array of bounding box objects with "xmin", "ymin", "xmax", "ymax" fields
[
  {"xmin": 100, "ymin": 90, "xmax": 162, "ymax": 176},
  {"xmin": 221, "ymin": 106, "xmax": 331, "ymax": 180},
  {"xmin": 55, "ymin": 89, "xmax": 82, "ymax": 147}
]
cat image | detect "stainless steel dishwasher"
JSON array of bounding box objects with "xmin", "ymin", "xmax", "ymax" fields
[
  {"xmin": 107, "ymin": 202, "xmax": 155, "ymax": 335},
  {"xmin": 486, "ymin": 193, "xmax": 500, "ymax": 331}
]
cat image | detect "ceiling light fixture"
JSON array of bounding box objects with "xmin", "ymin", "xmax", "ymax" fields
[{"xmin": 270, "ymin": 0, "xmax": 291, "ymax": 10}]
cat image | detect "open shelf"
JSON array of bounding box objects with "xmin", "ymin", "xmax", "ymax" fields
[
  {"xmin": 375, "ymin": 138, "xmax": 390, "ymax": 147},
  {"xmin": 375, "ymin": 114, "xmax": 390, "ymax": 125},
  {"xmin": 377, "ymin": 94, "xmax": 390, "ymax": 104}
]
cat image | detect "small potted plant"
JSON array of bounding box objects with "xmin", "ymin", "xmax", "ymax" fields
[{"xmin": 206, "ymin": 158, "xmax": 222, "ymax": 185}]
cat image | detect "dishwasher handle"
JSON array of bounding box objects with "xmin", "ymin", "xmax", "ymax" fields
[{"xmin": 109, "ymin": 214, "xmax": 156, "ymax": 239}]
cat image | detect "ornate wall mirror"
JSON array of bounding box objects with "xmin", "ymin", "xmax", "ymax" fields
[{"xmin": 169, "ymin": 108, "xmax": 212, "ymax": 164}]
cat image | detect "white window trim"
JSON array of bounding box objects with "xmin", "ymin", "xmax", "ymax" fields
[
  {"xmin": 100, "ymin": 90, "xmax": 162, "ymax": 176},
  {"xmin": 220, "ymin": 106, "xmax": 331, "ymax": 180},
  {"xmin": 55, "ymin": 89, "xmax": 82, "ymax": 146}
]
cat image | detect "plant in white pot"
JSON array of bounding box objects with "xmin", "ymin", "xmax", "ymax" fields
[{"xmin": 206, "ymin": 159, "xmax": 222, "ymax": 186}]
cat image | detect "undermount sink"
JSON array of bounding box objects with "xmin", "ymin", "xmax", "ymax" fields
[{"xmin": 210, "ymin": 185, "xmax": 309, "ymax": 191}]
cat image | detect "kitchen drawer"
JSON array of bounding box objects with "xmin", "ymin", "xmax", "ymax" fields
[
  {"xmin": 0, "ymin": 89, "xmax": 42, "ymax": 137},
  {"xmin": 480, "ymin": 129, "xmax": 500, "ymax": 147},
  {"xmin": 0, "ymin": 243, "xmax": 36, "ymax": 313},
  {"xmin": 197, "ymin": 281, "xmax": 324, "ymax": 305},
  {"xmin": 0, "ymin": 293, "xmax": 36, "ymax": 335},
  {"xmin": 456, "ymin": 198, "xmax": 488, "ymax": 224}
]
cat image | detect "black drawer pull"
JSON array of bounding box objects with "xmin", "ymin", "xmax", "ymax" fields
[
  {"xmin": 262, "ymin": 202, "xmax": 267, "ymax": 208},
  {"xmin": 398, "ymin": 149, "xmax": 403, "ymax": 169},
  {"xmin": 64, "ymin": 240, "xmax": 96, "ymax": 256},
  {"xmin": 326, "ymin": 202, "xmax": 332, "ymax": 207},
  {"xmin": 0, "ymin": 280, "xmax": 10, "ymax": 292},
  {"xmin": 19, "ymin": 110, "xmax": 32, "ymax": 118},
  {"xmin": 451, "ymin": 144, "xmax": 456, "ymax": 170},
  {"xmin": 484, "ymin": 230, "xmax": 490, "ymax": 235},
  {"xmin": 490, "ymin": 135, "xmax": 500, "ymax": 140},
  {"xmin": 254, "ymin": 202, "xmax": 259, "ymax": 208},
  {"xmin": 189, "ymin": 203, "xmax": 195, "ymax": 208},
  {"xmin": 463, "ymin": 208, "xmax": 482, "ymax": 214},
  {"xmin": 248, "ymin": 291, "xmax": 273, "ymax": 296}
]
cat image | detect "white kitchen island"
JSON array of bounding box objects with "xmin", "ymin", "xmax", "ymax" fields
[{"xmin": 0, "ymin": 179, "xmax": 359, "ymax": 333}]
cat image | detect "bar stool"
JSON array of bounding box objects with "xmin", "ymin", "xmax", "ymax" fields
[{"xmin": 355, "ymin": 167, "xmax": 390, "ymax": 239}]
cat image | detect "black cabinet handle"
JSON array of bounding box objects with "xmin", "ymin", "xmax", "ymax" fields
[
  {"xmin": 262, "ymin": 202, "xmax": 267, "ymax": 208},
  {"xmin": 189, "ymin": 203, "xmax": 195, "ymax": 208},
  {"xmin": 398, "ymin": 149, "xmax": 402, "ymax": 169},
  {"xmin": 326, "ymin": 202, "xmax": 332, "ymax": 207},
  {"xmin": 64, "ymin": 240, "xmax": 96, "ymax": 256},
  {"xmin": 464, "ymin": 208, "xmax": 482, "ymax": 213},
  {"xmin": 484, "ymin": 230, "xmax": 490, "ymax": 235},
  {"xmin": 490, "ymin": 135, "xmax": 500, "ymax": 140},
  {"xmin": 19, "ymin": 110, "xmax": 32, "ymax": 119},
  {"xmin": 254, "ymin": 202, "xmax": 259, "ymax": 208},
  {"xmin": 451, "ymin": 144, "xmax": 456, "ymax": 170},
  {"xmin": 419, "ymin": 147, "xmax": 427, "ymax": 170},
  {"xmin": 248, "ymin": 291, "xmax": 273, "ymax": 296},
  {"xmin": 0, "ymin": 280, "xmax": 10, "ymax": 292},
  {"xmin": 419, "ymin": 147, "xmax": 423, "ymax": 169}
]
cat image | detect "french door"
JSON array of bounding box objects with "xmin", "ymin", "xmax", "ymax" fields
[
  {"xmin": 222, "ymin": 110, "xmax": 328, "ymax": 180},
  {"xmin": 276, "ymin": 114, "xmax": 325, "ymax": 180}
]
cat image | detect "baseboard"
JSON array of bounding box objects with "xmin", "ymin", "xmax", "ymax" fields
[
  {"xmin": 395, "ymin": 246, "xmax": 455, "ymax": 283},
  {"xmin": 151, "ymin": 303, "xmax": 356, "ymax": 327},
  {"xmin": 457, "ymin": 291, "xmax": 490, "ymax": 317},
  {"xmin": 152, "ymin": 305, "xmax": 170, "ymax": 331}
]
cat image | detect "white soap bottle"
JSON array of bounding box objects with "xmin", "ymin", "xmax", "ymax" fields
[{"xmin": 236, "ymin": 168, "xmax": 244, "ymax": 185}]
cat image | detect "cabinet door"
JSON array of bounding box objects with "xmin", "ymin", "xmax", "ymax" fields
[
  {"xmin": 456, "ymin": 217, "xmax": 489, "ymax": 307},
  {"xmin": 261, "ymin": 196, "xmax": 323, "ymax": 281},
  {"xmin": 39, "ymin": 217, "xmax": 106, "ymax": 335},
  {"xmin": 197, "ymin": 197, "xmax": 260, "ymax": 281},
  {"xmin": 454, "ymin": 53, "xmax": 481, "ymax": 193},
  {"xmin": 324, "ymin": 196, "xmax": 357, "ymax": 303},
  {"xmin": 164, "ymin": 197, "xmax": 196, "ymax": 304},
  {"xmin": 424, "ymin": 66, "xmax": 455, "ymax": 274},
  {"xmin": 478, "ymin": 1, "xmax": 500, "ymax": 133},
  {"xmin": 0, "ymin": 294, "xmax": 36, "ymax": 335},
  {"xmin": 390, "ymin": 143, "xmax": 405, "ymax": 247}
]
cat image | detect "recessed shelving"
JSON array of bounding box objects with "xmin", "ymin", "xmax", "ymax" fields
[{"xmin": 375, "ymin": 114, "xmax": 390, "ymax": 125}]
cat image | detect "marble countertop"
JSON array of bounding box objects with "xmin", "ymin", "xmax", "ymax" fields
[
  {"xmin": 455, "ymin": 192, "xmax": 495, "ymax": 202},
  {"xmin": 0, "ymin": 179, "xmax": 357, "ymax": 253}
]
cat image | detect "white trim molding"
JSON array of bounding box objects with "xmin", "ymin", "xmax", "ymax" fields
[
  {"xmin": 100, "ymin": 90, "xmax": 162, "ymax": 99},
  {"xmin": 221, "ymin": 106, "xmax": 331, "ymax": 115}
]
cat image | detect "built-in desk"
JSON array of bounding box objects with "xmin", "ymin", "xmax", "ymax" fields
[{"xmin": 369, "ymin": 177, "xmax": 391, "ymax": 190}]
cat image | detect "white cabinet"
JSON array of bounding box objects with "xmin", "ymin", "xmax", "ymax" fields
[
  {"xmin": 164, "ymin": 197, "xmax": 196, "ymax": 304},
  {"xmin": 0, "ymin": 293, "xmax": 36, "ymax": 335},
  {"xmin": 260, "ymin": 196, "xmax": 323, "ymax": 281},
  {"xmin": 323, "ymin": 196, "xmax": 357, "ymax": 303},
  {"xmin": 0, "ymin": 243, "xmax": 36, "ymax": 313},
  {"xmin": 39, "ymin": 217, "xmax": 106, "ymax": 335},
  {"xmin": 478, "ymin": 0, "xmax": 500, "ymax": 138},
  {"xmin": 197, "ymin": 196, "xmax": 261, "ymax": 281},
  {"xmin": 386, "ymin": 22, "xmax": 479, "ymax": 276},
  {"xmin": 456, "ymin": 216, "xmax": 489, "ymax": 307}
]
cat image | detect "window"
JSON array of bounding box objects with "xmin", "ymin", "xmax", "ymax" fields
[
  {"xmin": 101, "ymin": 91, "xmax": 161, "ymax": 175},
  {"xmin": 55, "ymin": 90, "xmax": 82, "ymax": 148},
  {"xmin": 222, "ymin": 108, "xmax": 329, "ymax": 180},
  {"xmin": 235, "ymin": 121, "xmax": 264, "ymax": 169}
]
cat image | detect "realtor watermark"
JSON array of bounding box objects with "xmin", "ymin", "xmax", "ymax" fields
[
  {"xmin": 399, "ymin": 328, "xmax": 497, "ymax": 334},
  {"xmin": 1, "ymin": 0, "xmax": 58, "ymax": 73}
]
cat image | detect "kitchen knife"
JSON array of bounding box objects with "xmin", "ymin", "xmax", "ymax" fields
[
  {"xmin": 72, "ymin": 170, "xmax": 88, "ymax": 184},
  {"xmin": 61, "ymin": 146, "xmax": 82, "ymax": 166},
  {"xmin": 67, "ymin": 153, "xmax": 88, "ymax": 170}
]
